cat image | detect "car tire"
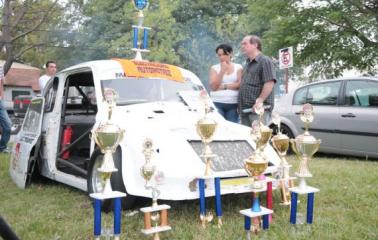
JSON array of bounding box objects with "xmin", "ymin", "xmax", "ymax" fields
[{"xmin": 87, "ymin": 148, "xmax": 136, "ymax": 211}]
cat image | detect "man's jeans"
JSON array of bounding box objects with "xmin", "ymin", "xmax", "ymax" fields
[{"xmin": 0, "ymin": 100, "xmax": 11, "ymax": 151}]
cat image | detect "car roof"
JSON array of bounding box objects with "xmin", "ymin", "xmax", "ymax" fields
[{"xmin": 299, "ymin": 76, "xmax": 378, "ymax": 88}]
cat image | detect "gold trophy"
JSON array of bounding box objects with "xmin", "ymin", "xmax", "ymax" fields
[
  {"xmin": 140, "ymin": 139, "xmax": 171, "ymax": 240},
  {"xmin": 290, "ymin": 104, "xmax": 321, "ymax": 190},
  {"xmin": 271, "ymin": 112, "xmax": 293, "ymax": 205},
  {"xmin": 196, "ymin": 90, "xmax": 217, "ymax": 176},
  {"xmin": 244, "ymin": 103, "xmax": 271, "ymax": 189},
  {"xmin": 92, "ymin": 88, "xmax": 124, "ymax": 194}
]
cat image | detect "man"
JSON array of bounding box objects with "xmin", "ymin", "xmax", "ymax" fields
[
  {"xmin": 38, "ymin": 60, "xmax": 57, "ymax": 95},
  {"xmin": 239, "ymin": 35, "xmax": 276, "ymax": 127},
  {"xmin": 0, "ymin": 67, "xmax": 12, "ymax": 153}
]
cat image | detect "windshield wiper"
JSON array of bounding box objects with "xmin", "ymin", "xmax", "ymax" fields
[{"xmin": 117, "ymin": 99, "xmax": 149, "ymax": 106}]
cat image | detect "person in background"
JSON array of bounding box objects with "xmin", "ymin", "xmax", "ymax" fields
[
  {"xmin": 238, "ymin": 35, "xmax": 276, "ymax": 127},
  {"xmin": 38, "ymin": 60, "xmax": 57, "ymax": 95},
  {"xmin": 209, "ymin": 44, "xmax": 243, "ymax": 123},
  {"xmin": 0, "ymin": 68, "xmax": 12, "ymax": 153}
]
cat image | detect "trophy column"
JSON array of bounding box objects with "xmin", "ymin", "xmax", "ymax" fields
[
  {"xmin": 289, "ymin": 104, "xmax": 321, "ymax": 224},
  {"xmin": 140, "ymin": 139, "xmax": 171, "ymax": 240},
  {"xmin": 196, "ymin": 91, "xmax": 222, "ymax": 228},
  {"xmin": 90, "ymin": 88, "xmax": 126, "ymax": 240}
]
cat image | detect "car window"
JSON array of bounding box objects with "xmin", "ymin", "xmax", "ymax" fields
[
  {"xmin": 293, "ymin": 87, "xmax": 308, "ymax": 105},
  {"xmin": 345, "ymin": 80, "xmax": 378, "ymax": 107},
  {"xmin": 307, "ymin": 81, "xmax": 341, "ymax": 105}
]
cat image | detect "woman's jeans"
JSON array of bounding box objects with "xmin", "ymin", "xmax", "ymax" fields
[
  {"xmin": 214, "ymin": 102, "xmax": 239, "ymax": 123},
  {"xmin": 0, "ymin": 100, "xmax": 11, "ymax": 151}
]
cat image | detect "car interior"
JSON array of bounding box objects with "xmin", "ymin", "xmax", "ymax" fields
[{"xmin": 55, "ymin": 71, "xmax": 97, "ymax": 178}]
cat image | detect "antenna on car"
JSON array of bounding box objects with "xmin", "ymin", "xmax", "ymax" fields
[{"xmin": 131, "ymin": 0, "xmax": 151, "ymax": 61}]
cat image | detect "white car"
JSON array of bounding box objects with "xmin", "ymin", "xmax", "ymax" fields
[{"xmin": 10, "ymin": 59, "xmax": 280, "ymax": 208}]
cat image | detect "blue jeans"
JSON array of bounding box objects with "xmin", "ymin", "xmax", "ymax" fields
[
  {"xmin": 0, "ymin": 100, "xmax": 11, "ymax": 151},
  {"xmin": 214, "ymin": 102, "xmax": 239, "ymax": 123}
]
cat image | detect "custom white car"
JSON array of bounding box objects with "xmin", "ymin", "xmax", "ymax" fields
[{"xmin": 10, "ymin": 58, "xmax": 280, "ymax": 208}]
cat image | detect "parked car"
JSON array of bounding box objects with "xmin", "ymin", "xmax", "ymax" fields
[
  {"xmin": 10, "ymin": 59, "xmax": 281, "ymax": 209},
  {"xmin": 272, "ymin": 77, "xmax": 378, "ymax": 159}
]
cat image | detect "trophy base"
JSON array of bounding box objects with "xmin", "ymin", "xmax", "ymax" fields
[
  {"xmin": 90, "ymin": 191, "xmax": 127, "ymax": 200},
  {"xmin": 289, "ymin": 185, "xmax": 319, "ymax": 195},
  {"xmin": 141, "ymin": 226, "xmax": 172, "ymax": 235}
]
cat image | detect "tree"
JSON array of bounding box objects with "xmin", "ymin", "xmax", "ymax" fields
[
  {"xmin": 246, "ymin": 0, "xmax": 378, "ymax": 78},
  {"xmin": 0, "ymin": 0, "xmax": 63, "ymax": 74}
]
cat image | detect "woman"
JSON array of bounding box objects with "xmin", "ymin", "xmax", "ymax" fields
[{"xmin": 209, "ymin": 44, "xmax": 242, "ymax": 123}]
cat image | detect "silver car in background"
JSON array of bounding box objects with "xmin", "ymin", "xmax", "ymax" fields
[{"xmin": 272, "ymin": 77, "xmax": 378, "ymax": 159}]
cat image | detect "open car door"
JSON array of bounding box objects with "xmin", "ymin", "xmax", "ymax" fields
[{"xmin": 10, "ymin": 97, "xmax": 44, "ymax": 188}]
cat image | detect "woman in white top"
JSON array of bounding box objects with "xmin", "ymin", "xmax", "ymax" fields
[{"xmin": 209, "ymin": 44, "xmax": 242, "ymax": 123}]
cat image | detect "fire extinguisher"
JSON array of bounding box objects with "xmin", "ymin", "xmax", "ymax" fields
[{"xmin": 61, "ymin": 125, "xmax": 72, "ymax": 160}]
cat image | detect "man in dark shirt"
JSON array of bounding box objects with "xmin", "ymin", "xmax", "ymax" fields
[{"xmin": 239, "ymin": 35, "xmax": 276, "ymax": 127}]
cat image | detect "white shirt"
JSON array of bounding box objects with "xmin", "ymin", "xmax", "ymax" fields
[
  {"xmin": 210, "ymin": 63, "xmax": 242, "ymax": 104},
  {"xmin": 38, "ymin": 74, "xmax": 52, "ymax": 94}
]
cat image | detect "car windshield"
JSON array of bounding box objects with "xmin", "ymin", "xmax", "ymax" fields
[{"xmin": 100, "ymin": 77, "xmax": 202, "ymax": 105}]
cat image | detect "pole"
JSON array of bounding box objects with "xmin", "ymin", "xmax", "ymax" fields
[{"xmin": 284, "ymin": 68, "xmax": 289, "ymax": 93}]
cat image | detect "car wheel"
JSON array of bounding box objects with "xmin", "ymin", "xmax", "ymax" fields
[
  {"xmin": 87, "ymin": 148, "xmax": 136, "ymax": 211},
  {"xmin": 280, "ymin": 124, "xmax": 294, "ymax": 139}
]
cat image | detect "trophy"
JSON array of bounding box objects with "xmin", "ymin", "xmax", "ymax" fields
[
  {"xmin": 140, "ymin": 139, "xmax": 171, "ymax": 240},
  {"xmin": 290, "ymin": 104, "xmax": 321, "ymax": 190},
  {"xmin": 92, "ymin": 88, "xmax": 124, "ymax": 194},
  {"xmin": 271, "ymin": 112, "xmax": 293, "ymax": 205},
  {"xmin": 240, "ymin": 105, "xmax": 274, "ymax": 237},
  {"xmin": 132, "ymin": 0, "xmax": 151, "ymax": 60},
  {"xmin": 196, "ymin": 90, "xmax": 217, "ymax": 176}
]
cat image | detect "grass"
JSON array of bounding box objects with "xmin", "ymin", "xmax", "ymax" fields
[{"xmin": 1, "ymin": 153, "xmax": 377, "ymax": 240}]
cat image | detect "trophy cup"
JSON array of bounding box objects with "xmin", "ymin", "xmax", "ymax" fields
[
  {"xmin": 196, "ymin": 90, "xmax": 217, "ymax": 176},
  {"xmin": 140, "ymin": 139, "xmax": 171, "ymax": 240},
  {"xmin": 290, "ymin": 104, "xmax": 321, "ymax": 190},
  {"xmin": 240, "ymin": 105, "xmax": 273, "ymax": 237},
  {"xmin": 92, "ymin": 88, "xmax": 124, "ymax": 194},
  {"xmin": 195, "ymin": 90, "xmax": 223, "ymax": 227},
  {"xmin": 90, "ymin": 88, "xmax": 126, "ymax": 240},
  {"xmin": 271, "ymin": 112, "xmax": 294, "ymax": 205},
  {"xmin": 288, "ymin": 104, "xmax": 321, "ymax": 225}
]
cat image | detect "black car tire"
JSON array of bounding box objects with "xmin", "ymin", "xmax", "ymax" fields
[{"xmin": 87, "ymin": 148, "xmax": 136, "ymax": 211}]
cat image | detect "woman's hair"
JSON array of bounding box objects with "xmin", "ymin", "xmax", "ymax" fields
[{"xmin": 215, "ymin": 44, "xmax": 233, "ymax": 55}]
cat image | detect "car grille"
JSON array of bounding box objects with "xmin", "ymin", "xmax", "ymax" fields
[{"xmin": 187, "ymin": 140, "xmax": 254, "ymax": 171}]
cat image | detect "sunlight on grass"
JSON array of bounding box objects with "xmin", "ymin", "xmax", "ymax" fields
[{"xmin": 1, "ymin": 153, "xmax": 377, "ymax": 239}]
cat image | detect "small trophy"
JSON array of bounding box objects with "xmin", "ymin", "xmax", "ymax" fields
[
  {"xmin": 271, "ymin": 112, "xmax": 294, "ymax": 205},
  {"xmin": 90, "ymin": 88, "xmax": 126, "ymax": 240},
  {"xmin": 196, "ymin": 90, "xmax": 217, "ymax": 176},
  {"xmin": 290, "ymin": 104, "xmax": 321, "ymax": 190},
  {"xmin": 140, "ymin": 139, "xmax": 171, "ymax": 240}
]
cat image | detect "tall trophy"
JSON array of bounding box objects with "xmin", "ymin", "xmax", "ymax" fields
[
  {"xmin": 271, "ymin": 112, "xmax": 294, "ymax": 205},
  {"xmin": 290, "ymin": 104, "xmax": 321, "ymax": 190},
  {"xmin": 132, "ymin": 0, "xmax": 151, "ymax": 60},
  {"xmin": 196, "ymin": 90, "xmax": 217, "ymax": 176},
  {"xmin": 90, "ymin": 88, "xmax": 126, "ymax": 240},
  {"xmin": 140, "ymin": 139, "xmax": 171, "ymax": 240},
  {"xmin": 195, "ymin": 90, "xmax": 223, "ymax": 228},
  {"xmin": 240, "ymin": 104, "xmax": 273, "ymax": 237},
  {"xmin": 289, "ymin": 104, "xmax": 321, "ymax": 225},
  {"xmin": 92, "ymin": 88, "xmax": 124, "ymax": 194}
]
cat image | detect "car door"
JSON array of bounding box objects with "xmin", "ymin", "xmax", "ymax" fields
[
  {"xmin": 10, "ymin": 97, "xmax": 44, "ymax": 188},
  {"xmin": 293, "ymin": 81, "xmax": 342, "ymax": 152},
  {"xmin": 337, "ymin": 79, "xmax": 378, "ymax": 158}
]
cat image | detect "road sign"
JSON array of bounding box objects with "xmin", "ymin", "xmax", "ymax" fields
[{"xmin": 279, "ymin": 47, "xmax": 293, "ymax": 69}]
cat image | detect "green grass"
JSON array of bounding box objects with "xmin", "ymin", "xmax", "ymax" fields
[{"xmin": 1, "ymin": 153, "xmax": 377, "ymax": 240}]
